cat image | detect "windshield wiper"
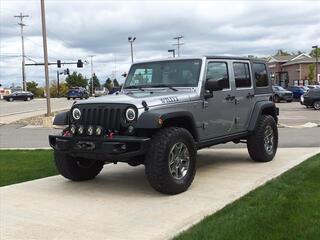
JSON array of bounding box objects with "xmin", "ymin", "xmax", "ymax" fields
[
  {"xmin": 150, "ymin": 84, "xmax": 178, "ymax": 91},
  {"xmin": 123, "ymin": 85, "xmax": 145, "ymax": 91}
]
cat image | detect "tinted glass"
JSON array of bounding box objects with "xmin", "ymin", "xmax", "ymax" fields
[
  {"xmin": 206, "ymin": 62, "xmax": 229, "ymax": 89},
  {"xmin": 125, "ymin": 59, "xmax": 202, "ymax": 88},
  {"xmin": 253, "ymin": 63, "xmax": 268, "ymax": 87},
  {"xmin": 233, "ymin": 62, "xmax": 251, "ymax": 88}
]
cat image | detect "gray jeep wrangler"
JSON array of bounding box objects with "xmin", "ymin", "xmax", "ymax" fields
[{"xmin": 49, "ymin": 56, "xmax": 278, "ymax": 194}]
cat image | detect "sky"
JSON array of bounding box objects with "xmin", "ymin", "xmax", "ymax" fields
[{"xmin": 1, "ymin": 0, "xmax": 320, "ymax": 88}]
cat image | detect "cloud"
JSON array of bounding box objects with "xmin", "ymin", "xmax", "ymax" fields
[{"xmin": 1, "ymin": 0, "xmax": 320, "ymax": 87}]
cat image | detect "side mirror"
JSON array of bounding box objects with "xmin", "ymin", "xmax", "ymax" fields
[
  {"xmin": 205, "ymin": 79, "xmax": 224, "ymax": 92},
  {"xmin": 121, "ymin": 72, "xmax": 127, "ymax": 78}
]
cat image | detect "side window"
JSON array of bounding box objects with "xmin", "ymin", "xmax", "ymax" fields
[
  {"xmin": 253, "ymin": 63, "xmax": 268, "ymax": 87},
  {"xmin": 233, "ymin": 62, "xmax": 251, "ymax": 88},
  {"xmin": 206, "ymin": 62, "xmax": 229, "ymax": 89}
]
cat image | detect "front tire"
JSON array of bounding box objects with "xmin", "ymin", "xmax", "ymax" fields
[
  {"xmin": 247, "ymin": 115, "xmax": 278, "ymax": 162},
  {"xmin": 145, "ymin": 127, "xmax": 197, "ymax": 195},
  {"xmin": 273, "ymin": 95, "xmax": 280, "ymax": 103},
  {"xmin": 54, "ymin": 151, "xmax": 104, "ymax": 181}
]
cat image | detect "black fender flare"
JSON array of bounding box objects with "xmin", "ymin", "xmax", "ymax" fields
[
  {"xmin": 53, "ymin": 111, "xmax": 70, "ymax": 125},
  {"xmin": 248, "ymin": 101, "xmax": 278, "ymax": 131},
  {"xmin": 135, "ymin": 109, "xmax": 199, "ymax": 140}
]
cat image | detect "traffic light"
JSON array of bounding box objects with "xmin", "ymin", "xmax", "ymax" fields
[
  {"xmin": 77, "ymin": 59, "xmax": 83, "ymax": 68},
  {"xmin": 64, "ymin": 68, "xmax": 70, "ymax": 75},
  {"xmin": 57, "ymin": 60, "xmax": 61, "ymax": 68}
]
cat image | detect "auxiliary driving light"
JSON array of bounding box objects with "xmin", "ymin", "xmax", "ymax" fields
[
  {"xmin": 128, "ymin": 125, "xmax": 134, "ymax": 133},
  {"xmin": 70, "ymin": 125, "xmax": 76, "ymax": 135},
  {"xmin": 95, "ymin": 126, "xmax": 102, "ymax": 136},
  {"xmin": 78, "ymin": 125, "xmax": 84, "ymax": 135},
  {"xmin": 87, "ymin": 126, "xmax": 94, "ymax": 136}
]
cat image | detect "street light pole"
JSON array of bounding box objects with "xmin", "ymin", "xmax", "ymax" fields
[
  {"xmin": 168, "ymin": 49, "xmax": 175, "ymax": 58},
  {"xmin": 88, "ymin": 55, "xmax": 95, "ymax": 96},
  {"xmin": 312, "ymin": 45, "xmax": 319, "ymax": 84},
  {"xmin": 14, "ymin": 13, "xmax": 29, "ymax": 91},
  {"xmin": 128, "ymin": 37, "xmax": 136, "ymax": 63},
  {"xmin": 40, "ymin": 0, "xmax": 51, "ymax": 116},
  {"xmin": 173, "ymin": 36, "xmax": 184, "ymax": 57}
]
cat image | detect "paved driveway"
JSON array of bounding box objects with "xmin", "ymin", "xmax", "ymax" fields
[{"xmin": 1, "ymin": 148, "xmax": 319, "ymax": 240}]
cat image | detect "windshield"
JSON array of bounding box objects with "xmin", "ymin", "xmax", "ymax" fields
[
  {"xmin": 272, "ymin": 86, "xmax": 285, "ymax": 91},
  {"xmin": 124, "ymin": 59, "xmax": 202, "ymax": 88}
]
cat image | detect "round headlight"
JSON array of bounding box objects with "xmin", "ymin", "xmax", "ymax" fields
[
  {"xmin": 72, "ymin": 108, "xmax": 81, "ymax": 120},
  {"xmin": 125, "ymin": 108, "xmax": 136, "ymax": 121},
  {"xmin": 95, "ymin": 126, "xmax": 102, "ymax": 136},
  {"xmin": 87, "ymin": 126, "xmax": 94, "ymax": 136},
  {"xmin": 78, "ymin": 125, "xmax": 84, "ymax": 135}
]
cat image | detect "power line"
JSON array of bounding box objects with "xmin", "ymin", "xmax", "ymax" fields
[
  {"xmin": 173, "ymin": 35, "xmax": 184, "ymax": 57},
  {"xmin": 14, "ymin": 12, "xmax": 29, "ymax": 91}
]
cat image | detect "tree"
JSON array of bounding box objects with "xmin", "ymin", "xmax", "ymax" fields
[
  {"xmin": 113, "ymin": 78, "xmax": 119, "ymax": 87},
  {"xmin": 310, "ymin": 48, "xmax": 320, "ymax": 58},
  {"xmin": 104, "ymin": 77, "xmax": 114, "ymax": 90},
  {"xmin": 26, "ymin": 81, "xmax": 44, "ymax": 97},
  {"xmin": 275, "ymin": 49, "xmax": 291, "ymax": 56},
  {"xmin": 49, "ymin": 80, "xmax": 69, "ymax": 98},
  {"xmin": 88, "ymin": 73, "xmax": 100, "ymax": 95},
  {"xmin": 308, "ymin": 64, "xmax": 316, "ymax": 83},
  {"xmin": 65, "ymin": 71, "xmax": 88, "ymax": 88},
  {"xmin": 26, "ymin": 81, "xmax": 38, "ymax": 94}
]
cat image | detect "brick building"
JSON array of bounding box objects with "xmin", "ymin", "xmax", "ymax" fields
[{"xmin": 267, "ymin": 53, "xmax": 320, "ymax": 87}]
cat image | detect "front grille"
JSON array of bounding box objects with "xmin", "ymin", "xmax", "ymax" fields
[{"xmin": 71, "ymin": 104, "xmax": 127, "ymax": 130}]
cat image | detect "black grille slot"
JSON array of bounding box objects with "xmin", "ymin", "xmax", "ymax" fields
[{"xmin": 72, "ymin": 104, "xmax": 127, "ymax": 131}]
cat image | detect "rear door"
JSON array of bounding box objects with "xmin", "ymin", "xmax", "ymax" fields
[{"xmin": 232, "ymin": 61, "xmax": 255, "ymax": 132}]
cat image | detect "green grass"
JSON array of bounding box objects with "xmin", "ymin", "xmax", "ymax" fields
[
  {"xmin": 0, "ymin": 150, "xmax": 57, "ymax": 187},
  {"xmin": 175, "ymin": 154, "xmax": 320, "ymax": 240}
]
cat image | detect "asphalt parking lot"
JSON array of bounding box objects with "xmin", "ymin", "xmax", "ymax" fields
[{"xmin": 0, "ymin": 98, "xmax": 75, "ymax": 124}]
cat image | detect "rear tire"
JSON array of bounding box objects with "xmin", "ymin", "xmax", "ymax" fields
[
  {"xmin": 247, "ymin": 115, "xmax": 278, "ymax": 162},
  {"xmin": 145, "ymin": 127, "xmax": 196, "ymax": 195},
  {"xmin": 313, "ymin": 101, "xmax": 320, "ymax": 110},
  {"xmin": 54, "ymin": 151, "xmax": 104, "ymax": 181},
  {"xmin": 67, "ymin": 97, "xmax": 70, "ymax": 100},
  {"xmin": 273, "ymin": 95, "xmax": 280, "ymax": 103},
  {"xmin": 9, "ymin": 97, "xmax": 13, "ymax": 102},
  {"xmin": 286, "ymin": 100, "xmax": 292, "ymax": 103}
]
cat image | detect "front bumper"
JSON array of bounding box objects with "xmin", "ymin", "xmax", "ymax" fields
[{"xmin": 49, "ymin": 135, "xmax": 150, "ymax": 161}]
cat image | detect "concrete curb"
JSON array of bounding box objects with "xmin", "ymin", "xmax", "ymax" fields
[{"xmin": 278, "ymin": 122, "xmax": 320, "ymax": 128}]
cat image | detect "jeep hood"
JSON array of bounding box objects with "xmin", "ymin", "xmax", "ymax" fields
[{"xmin": 74, "ymin": 90, "xmax": 197, "ymax": 109}]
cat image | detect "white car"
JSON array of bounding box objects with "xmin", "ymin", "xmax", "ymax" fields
[{"xmin": 94, "ymin": 87, "xmax": 109, "ymax": 97}]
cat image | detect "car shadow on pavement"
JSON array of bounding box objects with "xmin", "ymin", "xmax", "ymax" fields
[{"xmin": 52, "ymin": 149, "xmax": 253, "ymax": 197}]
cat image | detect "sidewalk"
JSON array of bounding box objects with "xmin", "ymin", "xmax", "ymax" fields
[{"xmin": 1, "ymin": 148, "xmax": 319, "ymax": 240}]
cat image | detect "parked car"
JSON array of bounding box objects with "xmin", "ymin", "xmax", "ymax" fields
[
  {"xmin": 50, "ymin": 56, "xmax": 278, "ymax": 194},
  {"xmin": 3, "ymin": 91, "xmax": 33, "ymax": 102},
  {"xmin": 94, "ymin": 87, "xmax": 108, "ymax": 97},
  {"xmin": 272, "ymin": 85, "xmax": 293, "ymax": 103},
  {"xmin": 300, "ymin": 88, "xmax": 320, "ymax": 110},
  {"xmin": 286, "ymin": 86, "xmax": 307, "ymax": 99},
  {"xmin": 67, "ymin": 87, "xmax": 89, "ymax": 100},
  {"xmin": 108, "ymin": 87, "xmax": 121, "ymax": 94},
  {"xmin": 307, "ymin": 85, "xmax": 320, "ymax": 89}
]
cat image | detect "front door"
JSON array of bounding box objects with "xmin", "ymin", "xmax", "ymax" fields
[
  {"xmin": 232, "ymin": 61, "xmax": 255, "ymax": 132},
  {"xmin": 200, "ymin": 60, "xmax": 236, "ymax": 140}
]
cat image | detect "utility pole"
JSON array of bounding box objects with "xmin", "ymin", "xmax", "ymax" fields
[
  {"xmin": 128, "ymin": 37, "xmax": 136, "ymax": 63},
  {"xmin": 88, "ymin": 55, "xmax": 96, "ymax": 96},
  {"xmin": 40, "ymin": 0, "xmax": 51, "ymax": 116},
  {"xmin": 14, "ymin": 12, "xmax": 29, "ymax": 91},
  {"xmin": 312, "ymin": 45, "xmax": 319, "ymax": 83},
  {"xmin": 173, "ymin": 36, "xmax": 184, "ymax": 57}
]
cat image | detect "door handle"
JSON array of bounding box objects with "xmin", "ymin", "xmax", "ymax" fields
[
  {"xmin": 246, "ymin": 93, "xmax": 255, "ymax": 99},
  {"xmin": 225, "ymin": 95, "xmax": 235, "ymax": 101}
]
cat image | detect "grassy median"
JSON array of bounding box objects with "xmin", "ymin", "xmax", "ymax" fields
[
  {"xmin": 0, "ymin": 150, "xmax": 57, "ymax": 187},
  {"xmin": 175, "ymin": 153, "xmax": 320, "ymax": 240}
]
